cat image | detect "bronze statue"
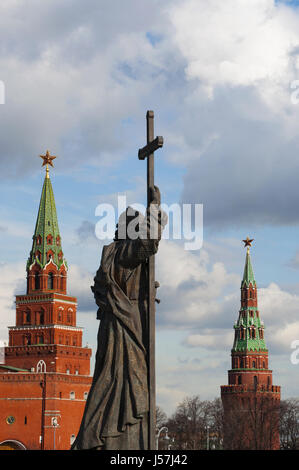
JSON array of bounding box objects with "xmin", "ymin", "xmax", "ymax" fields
[{"xmin": 71, "ymin": 186, "xmax": 167, "ymax": 450}]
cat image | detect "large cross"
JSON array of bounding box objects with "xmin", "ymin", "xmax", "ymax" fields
[{"xmin": 138, "ymin": 110, "xmax": 163, "ymax": 450}]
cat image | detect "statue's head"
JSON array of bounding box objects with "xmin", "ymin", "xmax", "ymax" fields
[{"xmin": 114, "ymin": 206, "xmax": 144, "ymax": 241}]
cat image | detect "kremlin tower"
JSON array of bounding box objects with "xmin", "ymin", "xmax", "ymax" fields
[
  {"xmin": 221, "ymin": 238, "xmax": 281, "ymax": 450},
  {"xmin": 0, "ymin": 152, "xmax": 92, "ymax": 450}
]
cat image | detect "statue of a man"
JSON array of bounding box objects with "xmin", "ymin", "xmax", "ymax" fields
[{"xmin": 71, "ymin": 186, "xmax": 167, "ymax": 450}]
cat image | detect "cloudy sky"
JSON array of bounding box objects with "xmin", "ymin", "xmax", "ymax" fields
[{"xmin": 1, "ymin": 0, "xmax": 299, "ymax": 416}]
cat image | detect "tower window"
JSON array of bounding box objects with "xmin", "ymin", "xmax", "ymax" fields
[
  {"xmin": 37, "ymin": 334, "xmax": 44, "ymax": 344},
  {"xmin": 47, "ymin": 250, "xmax": 54, "ymax": 262},
  {"xmin": 254, "ymin": 376, "xmax": 258, "ymax": 388},
  {"xmin": 24, "ymin": 416, "xmax": 27, "ymax": 425},
  {"xmin": 47, "ymin": 234, "xmax": 53, "ymax": 245},
  {"xmin": 48, "ymin": 273, "xmax": 54, "ymax": 290},
  {"xmin": 24, "ymin": 310, "xmax": 30, "ymax": 323},
  {"xmin": 238, "ymin": 376, "xmax": 242, "ymax": 385},
  {"xmin": 252, "ymin": 361, "xmax": 256, "ymax": 368},
  {"xmin": 23, "ymin": 335, "xmax": 31, "ymax": 345},
  {"xmin": 70, "ymin": 391, "xmax": 75, "ymax": 400},
  {"xmin": 35, "ymin": 272, "xmax": 40, "ymax": 290}
]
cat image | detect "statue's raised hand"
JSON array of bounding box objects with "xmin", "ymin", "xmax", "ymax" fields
[{"xmin": 149, "ymin": 185, "xmax": 161, "ymax": 206}]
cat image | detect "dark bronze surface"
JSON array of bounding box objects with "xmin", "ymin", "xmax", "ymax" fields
[{"xmin": 71, "ymin": 111, "xmax": 165, "ymax": 450}]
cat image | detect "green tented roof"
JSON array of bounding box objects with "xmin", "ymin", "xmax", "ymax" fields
[
  {"xmin": 27, "ymin": 174, "xmax": 67, "ymax": 271},
  {"xmin": 241, "ymin": 249, "xmax": 256, "ymax": 287}
]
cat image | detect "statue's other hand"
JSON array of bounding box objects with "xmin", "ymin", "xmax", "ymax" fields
[{"xmin": 149, "ymin": 185, "xmax": 161, "ymax": 206}]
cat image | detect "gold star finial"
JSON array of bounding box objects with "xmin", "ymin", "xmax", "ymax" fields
[
  {"xmin": 39, "ymin": 150, "xmax": 56, "ymax": 178},
  {"xmin": 242, "ymin": 236, "xmax": 254, "ymax": 254}
]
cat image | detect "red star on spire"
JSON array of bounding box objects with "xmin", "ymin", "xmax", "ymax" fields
[
  {"xmin": 242, "ymin": 236, "xmax": 254, "ymax": 248},
  {"xmin": 39, "ymin": 150, "xmax": 56, "ymax": 168}
]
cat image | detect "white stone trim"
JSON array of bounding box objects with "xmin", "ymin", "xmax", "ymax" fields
[{"xmin": 8, "ymin": 324, "xmax": 83, "ymax": 332}]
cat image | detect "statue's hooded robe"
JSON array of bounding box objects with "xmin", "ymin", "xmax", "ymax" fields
[{"xmin": 71, "ymin": 207, "xmax": 166, "ymax": 450}]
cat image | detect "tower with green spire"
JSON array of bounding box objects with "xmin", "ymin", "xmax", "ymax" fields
[
  {"xmin": 220, "ymin": 238, "xmax": 280, "ymax": 450},
  {"xmin": 0, "ymin": 153, "xmax": 92, "ymax": 449},
  {"xmin": 26, "ymin": 150, "xmax": 67, "ymax": 293}
]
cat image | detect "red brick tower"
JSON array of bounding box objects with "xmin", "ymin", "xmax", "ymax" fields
[
  {"xmin": 0, "ymin": 152, "xmax": 92, "ymax": 450},
  {"xmin": 221, "ymin": 238, "xmax": 281, "ymax": 450}
]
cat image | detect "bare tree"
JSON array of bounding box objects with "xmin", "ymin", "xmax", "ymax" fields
[
  {"xmin": 280, "ymin": 398, "xmax": 299, "ymax": 450},
  {"xmin": 156, "ymin": 405, "xmax": 167, "ymax": 430},
  {"xmin": 167, "ymin": 396, "xmax": 224, "ymax": 450}
]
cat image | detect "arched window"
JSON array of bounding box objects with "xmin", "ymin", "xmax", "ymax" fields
[
  {"xmin": 70, "ymin": 391, "xmax": 75, "ymax": 400},
  {"xmin": 253, "ymin": 376, "xmax": 258, "ymax": 388},
  {"xmin": 252, "ymin": 361, "xmax": 256, "ymax": 368},
  {"xmin": 238, "ymin": 375, "xmax": 242, "ymax": 385},
  {"xmin": 48, "ymin": 273, "xmax": 54, "ymax": 290},
  {"xmin": 36, "ymin": 360, "xmax": 46, "ymax": 373}
]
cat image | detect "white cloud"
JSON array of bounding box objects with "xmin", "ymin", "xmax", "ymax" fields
[
  {"xmin": 170, "ymin": 0, "xmax": 299, "ymax": 110},
  {"xmin": 156, "ymin": 240, "xmax": 240, "ymax": 328},
  {"xmin": 0, "ymin": 0, "xmax": 172, "ymax": 177},
  {"xmin": 185, "ymin": 331, "xmax": 232, "ymax": 349}
]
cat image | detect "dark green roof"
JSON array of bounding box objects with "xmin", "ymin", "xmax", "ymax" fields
[
  {"xmin": 27, "ymin": 174, "xmax": 67, "ymax": 270},
  {"xmin": 232, "ymin": 307, "xmax": 267, "ymax": 352},
  {"xmin": 241, "ymin": 249, "xmax": 256, "ymax": 287}
]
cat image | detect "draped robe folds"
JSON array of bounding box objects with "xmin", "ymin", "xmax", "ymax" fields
[{"xmin": 71, "ymin": 209, "xmax": 165, "ymax": 450}]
